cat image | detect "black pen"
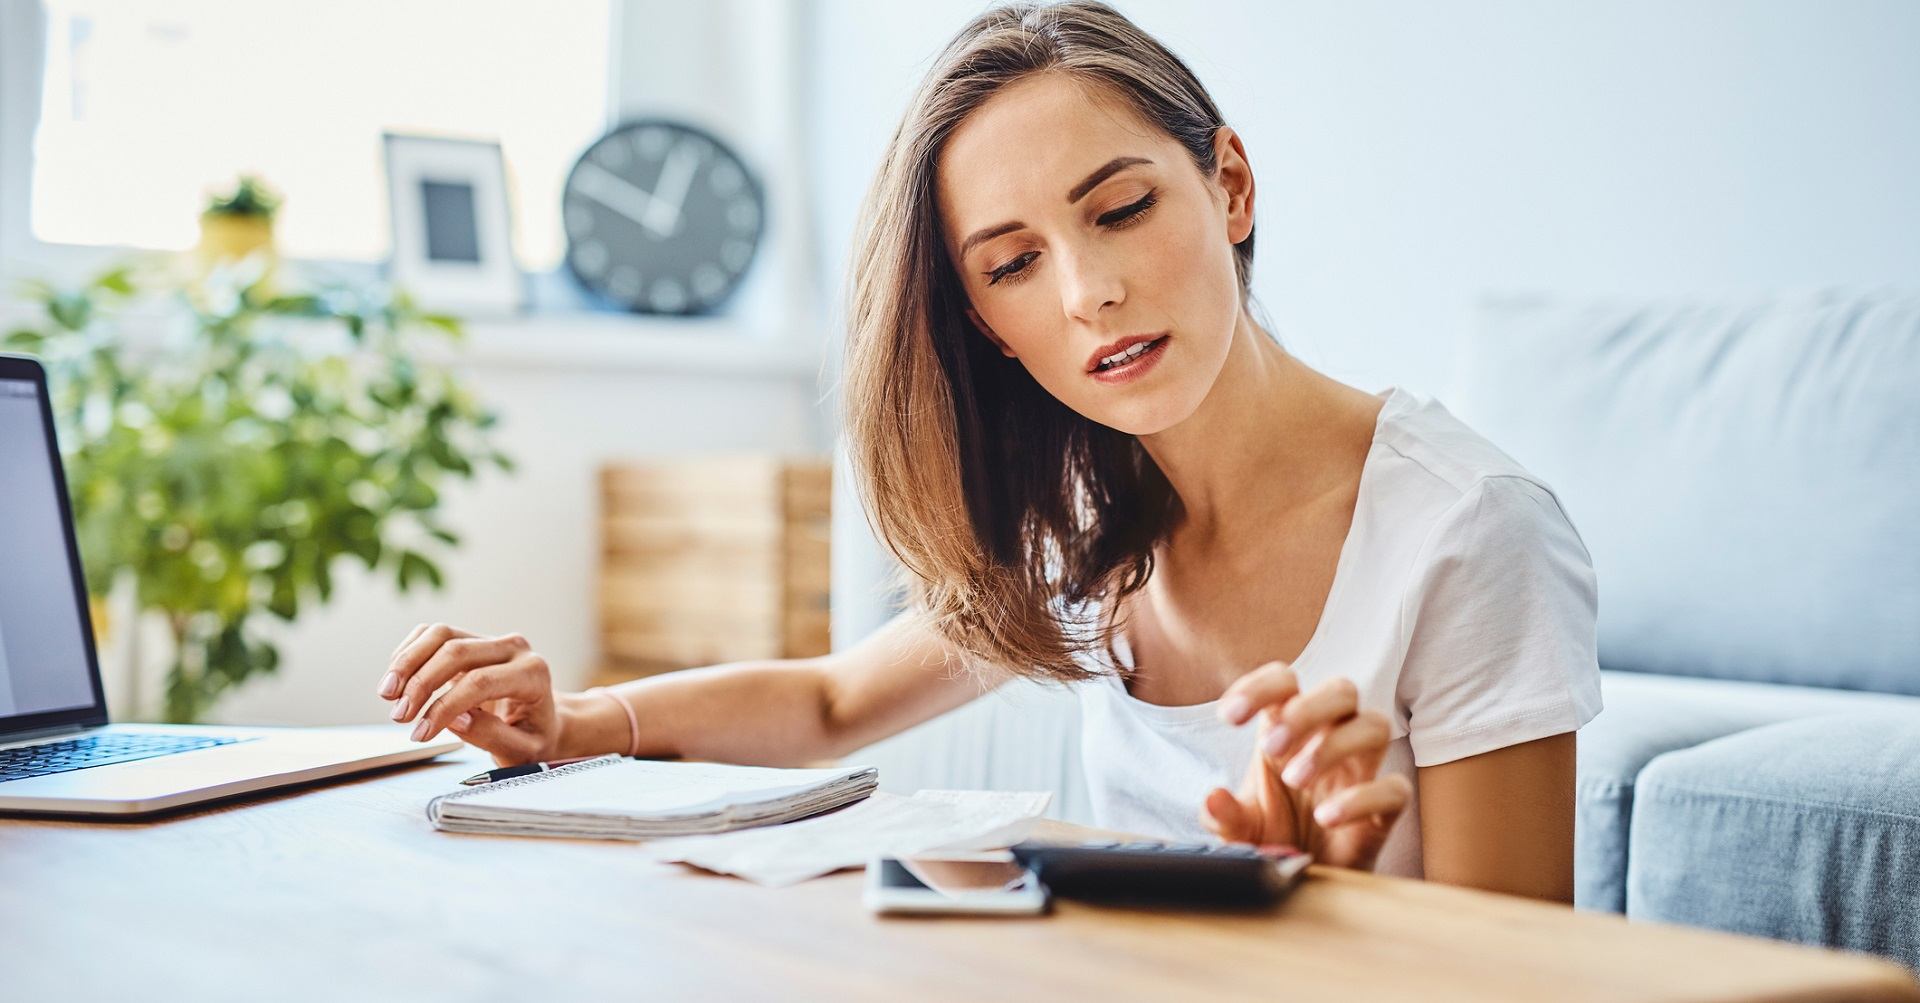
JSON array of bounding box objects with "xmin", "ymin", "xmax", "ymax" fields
[{"xmin": 460, "ymin": 756, "xmax": 600, "ymax": 786}]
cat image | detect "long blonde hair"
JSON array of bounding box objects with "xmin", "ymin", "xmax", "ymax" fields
[{"xmin": 843, "ymin": 1, "xmax": 1255, "ymax": 682}]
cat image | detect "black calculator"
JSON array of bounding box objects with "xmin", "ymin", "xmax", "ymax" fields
[{"xmin": 1009, "ymin": 839, "xmax": 1312, "ymax": 905}]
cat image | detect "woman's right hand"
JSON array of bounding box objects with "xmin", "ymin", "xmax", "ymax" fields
[{"xmin": 377, "ymin": 623, "xmax": 564, "ymax": 767}]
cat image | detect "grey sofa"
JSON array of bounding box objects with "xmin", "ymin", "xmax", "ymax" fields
[{"xmin": 1457, "ymin": 288, "xmax": 1920, "ymax": 969}]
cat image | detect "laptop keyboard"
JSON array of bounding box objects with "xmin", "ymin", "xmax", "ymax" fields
[{"xmin": 0, "ymin": 733, "xmax": 243, "ymax": 783}]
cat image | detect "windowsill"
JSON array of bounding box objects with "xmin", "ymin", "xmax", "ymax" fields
[
  {"xmin": 0, "ymin": 297, "xmax": 827, "ymax": 379},
  {"xmin": 0, "ymin": 251, "xmax": 829, "ymax": 378},
  {"xmin": 455, "ymin": 311, "xmax": 826, "ymax": 377}
]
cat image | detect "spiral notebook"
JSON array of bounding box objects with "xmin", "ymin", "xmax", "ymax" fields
[{"xmin": 426, "ymin": 754, "xmax": 880, "ymax": 840}]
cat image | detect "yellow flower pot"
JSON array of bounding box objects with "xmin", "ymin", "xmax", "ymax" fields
[
  {"xmin": 196, "ymin": 211, "xmax": 279, "ymax": 297},
  {"xmin": 88, "ymin": 594, "xmax": 109, "ymax": 645}
]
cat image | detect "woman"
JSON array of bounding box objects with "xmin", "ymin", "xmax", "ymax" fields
[{"xmin": 376, "ymin": 1, "xmax": 1600, "ymax": 901}]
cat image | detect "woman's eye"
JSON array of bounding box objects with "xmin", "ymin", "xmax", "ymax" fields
[
  {"xmin": 1098, "ymin": 189, "xmax": 1158, "ymax": 229},
  {"xmin": 987, "ymin": 251, "xmax": 1037, "ymax": 286},
  {"xmin": 983, "ymin": 190, "xmax": 1158, "ymax": 288}
]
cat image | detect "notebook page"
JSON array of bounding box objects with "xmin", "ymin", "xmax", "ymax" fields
[{"xmin": 462, "ymin": 759, "xmax": 871, "ymax": 817}]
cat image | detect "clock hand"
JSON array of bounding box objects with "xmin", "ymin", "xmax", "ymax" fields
[
  {"xmin": 643, "ymin": 141, "xmax": 703, "ymax": 237},
  {"xmin": 573, "ymin": 162, "xmax": 673, "ymax": 238}
]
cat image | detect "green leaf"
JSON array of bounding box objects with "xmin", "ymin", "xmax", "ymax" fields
[
  {"xmin": 93, "ymin": 266, "xmax": 137, "ymax": 296},
  {"xmin": 267, "ymin": 581, "xmax": 299, "ymax": 620},
  {"xmin": 4, "ymin": 329, "xmax": 47, "ymax": 352},
  {"xmin": 419, "ymin": 313, "xmax": 463, "ymax": 336},
  {"xmin": 397, "ymin": 478, "xmax": 438, "ymax": 510},
  {"xmin": 346, "ymin": 533, "xmax": 382, "ymax": 567},
  {"xmin": 262, "ymin": 293, "xmax": 325, "ymax": 316},
  {"xmin": 397, "ymin": 551, "xmax": 429, "ymax": 591},
  {"xmin": 48, "ymin": 293, "xmax": 92, "ymax": 331},
  {"xmin": 395, "ymin": 551, "xmax": 446, "ymax": 592}
]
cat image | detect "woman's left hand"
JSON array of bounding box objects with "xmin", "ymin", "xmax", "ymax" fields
[{"xmin": 1201, "ymin": 661, "xmax": 1412, "ymax": 870}]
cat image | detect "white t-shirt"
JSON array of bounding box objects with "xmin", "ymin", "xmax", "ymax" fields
[{"xmin": 1075, "ymin": 386, "xmax": 1603, "ymax": 878}]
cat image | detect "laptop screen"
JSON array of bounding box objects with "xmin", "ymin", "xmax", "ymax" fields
[{"xmin": 0, "ymin": 376, "xmax": 98, "ymax": 720}]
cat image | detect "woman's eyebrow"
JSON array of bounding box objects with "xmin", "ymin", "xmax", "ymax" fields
[
  {"xmin": 1066, "ymin": 156, "xmax": 1151, "ymax": 203},
  {"xmin": 958, "ymin": 156, "xmax": 1154, "ymax": 258}
]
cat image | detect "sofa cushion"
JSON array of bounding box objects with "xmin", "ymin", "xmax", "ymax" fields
[
  {"xmin": 1459, "ymin": 289, "xmax": 1920, "ymax": 695},
  {"xmin": 1625, "ymin": 713, "xmax": 1920, "ymax": 969},
  {"xmin": 1575, "ymin": 671, "xmax": 1920, "ymax": 913}
]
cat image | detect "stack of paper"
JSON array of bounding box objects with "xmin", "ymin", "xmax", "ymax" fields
[
  {"xmin": 426, "ymin": 755, "xmax": 879, "ymax": 839},
  {"xmin": 642, "ymin": 788, "xmax": 1054, "ymax": 887}
]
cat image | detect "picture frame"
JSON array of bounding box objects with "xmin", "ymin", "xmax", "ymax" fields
[{"xmin": 381, "ymin": 132, "xmax": 524, "ymax": 315}]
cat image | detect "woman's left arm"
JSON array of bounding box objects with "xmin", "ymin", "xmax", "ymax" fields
[{"xmin": 1416, "ymin": 731, "xmax": 1578, "ymax": 902}]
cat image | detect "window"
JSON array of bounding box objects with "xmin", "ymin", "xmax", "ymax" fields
[{"xmin": 25, "ymin": 0, "xmax": 611, "ymax": 271}]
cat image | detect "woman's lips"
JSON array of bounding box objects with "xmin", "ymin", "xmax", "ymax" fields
[
  {"xmin": 1085, "ymin": 332, "xmax": 1166, "ymax": 372},
  {"xmin": 1088, "ymin": 335, "xmax": 1169, "ymax": 385}
]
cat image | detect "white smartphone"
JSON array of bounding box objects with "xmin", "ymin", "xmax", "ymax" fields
[{"xmin": 863, "ymin": 850, "xmax": 1051, "ymax": 916}]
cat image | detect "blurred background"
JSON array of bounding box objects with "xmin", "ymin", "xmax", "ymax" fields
[{"xmin": 1, "ymin": 0, "xmax": 1916, "ymax": 803}]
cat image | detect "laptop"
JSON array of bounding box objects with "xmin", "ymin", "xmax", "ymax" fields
[{"xmin": 0, "ymin": 354, "xmax": 460, "ymax": 816}]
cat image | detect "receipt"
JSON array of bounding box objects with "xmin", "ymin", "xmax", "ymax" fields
[{"xmin": 641, "ymin": 788, "xmax": 1052, "ymax": 887}]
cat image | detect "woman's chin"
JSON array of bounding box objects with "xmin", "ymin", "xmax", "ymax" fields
[{"xmin": 1084, "ymin": 393, "xmax": 1203, "ymax": 438}]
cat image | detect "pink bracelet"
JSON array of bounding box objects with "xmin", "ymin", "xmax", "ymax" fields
[{"xmin": 587, "ymin": 686, "xmax": 640, "ymax": 758}]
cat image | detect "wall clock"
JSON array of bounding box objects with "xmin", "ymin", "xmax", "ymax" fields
[{"xmin": 561, "ymin": 118, "xmax": 765, "ymax": 315}]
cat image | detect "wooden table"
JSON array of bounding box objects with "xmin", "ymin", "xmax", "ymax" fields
[{"xmin": 3, "ymin": 745, "xmax": 1915, "ymax": 1002}]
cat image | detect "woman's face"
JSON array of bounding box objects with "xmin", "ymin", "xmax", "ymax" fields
[{"xmin": 936, "ymin": 73, "xmax": 1255, "ymax": 436}]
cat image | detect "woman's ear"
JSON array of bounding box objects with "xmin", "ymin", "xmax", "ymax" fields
[
  {"xmin": 966, "ymin": 307, "xmax": 1018, "ymax": 358},
  {"xmin": 1213, "ymin": 126, "xmax": 1256, "ymax": 245}
]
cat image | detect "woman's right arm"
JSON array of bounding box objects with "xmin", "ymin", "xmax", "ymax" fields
[{"xmin": 378, "ymin": 613, "xmax": 993, "ymax": 768}]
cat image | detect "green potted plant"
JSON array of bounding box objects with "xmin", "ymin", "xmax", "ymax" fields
[{"xmin": 5, "ymin": 260, "xmax": 513, "ymax": 722}]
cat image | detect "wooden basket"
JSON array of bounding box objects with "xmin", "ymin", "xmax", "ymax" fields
[{"xmin": 595, "ymin": 456, "xmax": 831, "ymax": 685}]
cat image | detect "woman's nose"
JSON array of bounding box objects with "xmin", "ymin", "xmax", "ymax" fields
[{"xmin": 1056, "ymin": 246, "xmax": 1124, "ymax": 322}]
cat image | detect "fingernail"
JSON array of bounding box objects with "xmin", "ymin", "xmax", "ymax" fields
[
  {"xmin": 452, "ymin": 712, "xmax": 472, "ymax": 731},
  {"xmin": 1261, "ymin": 725, "xmax": 1292, "ymax": 757},
  {"xmin": 1314, "ymin": 803, "xmax": 1340, "ymax": 826},
  {"xmin": 378, "ymin": 671, "xmax": 399, "ymax": 698},
  {"xmin": 410, "ymin": 718, "xmax": 431, "ymax": 742},
  {"xmin": 1219, "ymin": 695, "xmax": 1250, "ymax": 723},
  {"xmin": 1283, "ymin": 755, "xmax": 1313, "ymax": 787},
  {"xmin": 390, "ymin": 697, "xmax": 410, "ymax": 722}
]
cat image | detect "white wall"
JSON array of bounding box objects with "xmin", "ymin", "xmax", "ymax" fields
[{"xmin": 807, "ymin": 0, "xmax": 1920, "ymax": 398}]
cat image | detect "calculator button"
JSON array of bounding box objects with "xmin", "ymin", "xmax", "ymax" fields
[
  {"xmin": 1113, "ymin": 842, "xmax": 1166, "ymax": 851},
  {"xmin": 1163, "ymin": 843, "xmax": 1211, "ymax": 853},
  {"xmin": 1077, "ymin": 841, "xmax": 1122, "ymax": 849}
]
